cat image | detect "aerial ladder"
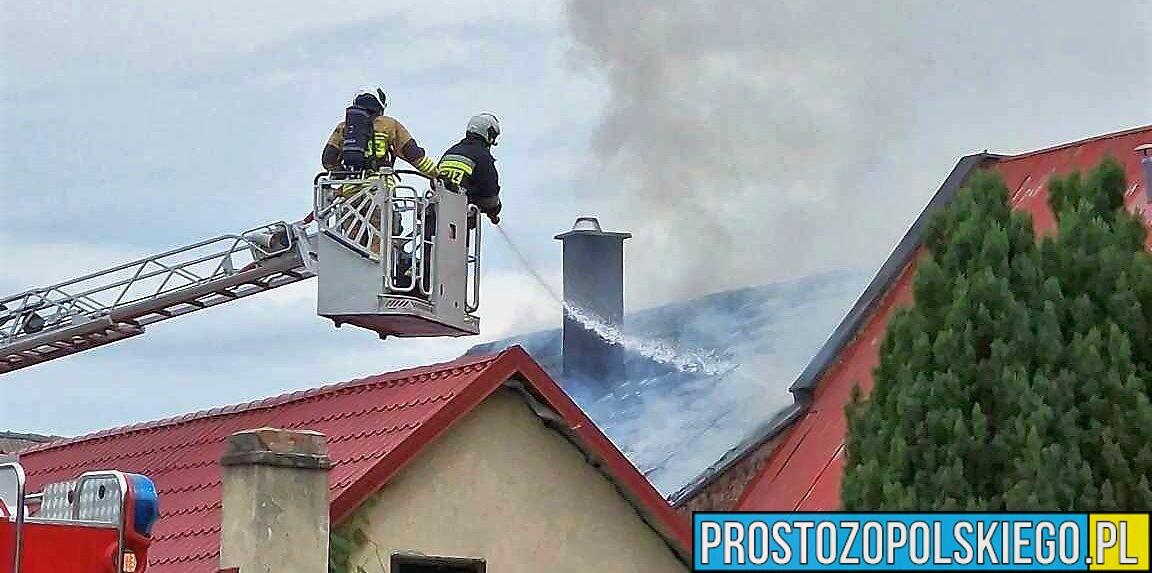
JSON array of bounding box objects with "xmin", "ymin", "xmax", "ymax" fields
[
  {"xmin": 1, "ymin": 460, "xmax": 160, "ymax": 573},
  {"xmin": 0, "ymin": 169, "xmax": 483, "ymax": 374}
]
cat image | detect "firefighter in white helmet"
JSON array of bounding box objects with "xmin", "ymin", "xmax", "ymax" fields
[
  {"xmin": 437, "ymin": 113, "xmax": 503, "ymax": 224},
  {"xmin": 320, "ymin": 88, "xmax": 438, "ymax": 285},
  {"xmin": 322, "ymin": 88, "xmax": 438, "ymax": 177},
  {"xmin": 396, "ymin": 113, "xmax": 503, "ymax": 295}
]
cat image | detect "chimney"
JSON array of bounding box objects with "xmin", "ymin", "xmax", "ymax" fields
[
  {"xmin": 219, "ymin": 428, "xmax": 332, "ymax": 573},
  {"xmin": 1138, "ymin": 144, "xmax": 1152, "ymax": 203},
  {"xmin": 555, "ymin": 217, "xmax": 632, "ymax": 389}
]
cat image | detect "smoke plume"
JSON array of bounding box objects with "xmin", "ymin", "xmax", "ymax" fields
[{"xmin": 565, "ymin": 0, "xmax": 928, "ymax": 306}]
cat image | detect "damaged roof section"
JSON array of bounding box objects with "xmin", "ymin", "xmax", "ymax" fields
[{"xmin": 467, "ymin": 268, "xmax": 871, "ymax": 495}]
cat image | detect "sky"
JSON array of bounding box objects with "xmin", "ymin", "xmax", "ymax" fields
[{"xmin": 1, "ymin": 0, "xmax": 1150, "ymax": 437}]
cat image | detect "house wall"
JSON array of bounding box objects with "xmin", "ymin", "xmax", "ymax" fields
[
  {"xmin": 345, "ymin": 387, "xmax": 687, "ymax": 573},
  {"xmin": 673, "ymin": 432, "xmax": 785, "ymax": 516}
]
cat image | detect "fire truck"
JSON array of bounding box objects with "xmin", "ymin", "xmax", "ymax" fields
[
  {"xmin": 0, "ymin": 170, "xmax": 484, "ymax": 373},
  {"xmin": 1, "ymin": 460, "xmax": 160, "ymax": 573}
]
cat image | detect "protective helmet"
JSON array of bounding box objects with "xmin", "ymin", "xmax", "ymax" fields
[
  {"xmin": 353, "ymin": 87, "xmax": 387, "ymax": 114},
  {"xmin": 466, "ymin": 113, "xmax": 501, "ymax": 146}
]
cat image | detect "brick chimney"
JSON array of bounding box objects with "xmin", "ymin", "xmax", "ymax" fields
[
  {"xmin": 555, "ymin": 217, "xmax": 631, "ymax": 391},
  {"xmin": 219, "ymin": 428, "xmax": 332, "ymax": 573}
]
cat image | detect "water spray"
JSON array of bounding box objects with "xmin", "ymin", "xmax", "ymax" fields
[
  {"xmin": 494, "ymin": 223, "xmax": 738, "ymax": 376},
  {"xmin": 495, "ymin": 224, "xmax": 563, "ymax": 304}
]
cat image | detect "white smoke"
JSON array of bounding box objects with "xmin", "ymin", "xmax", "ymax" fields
[
  {"xmin": 522, "ymin": 0, "xmax": 936, "ymax": 493},
  {"xmin": 564, "ymin": 0, "xmax": 928, "ymax": 306}
]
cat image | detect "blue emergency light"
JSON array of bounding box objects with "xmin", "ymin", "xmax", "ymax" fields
[{"xmin": 126, "ymin": 473, "xmax": 159, "ymax": 537}]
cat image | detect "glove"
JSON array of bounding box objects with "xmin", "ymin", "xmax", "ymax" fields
[{"xmin": 487, "ymin": 212, "xmax": 501, "ymax": 224}]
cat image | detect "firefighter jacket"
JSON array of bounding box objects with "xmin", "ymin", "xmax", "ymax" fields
[
  {"xmin": 322, "ymin": 115, "xmax": 437, "ymax": 177},
  {"xmin": 437, "ymin": 134, "xmax": 501, "ymax": 212}
]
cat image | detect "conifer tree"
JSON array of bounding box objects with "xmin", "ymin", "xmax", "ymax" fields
[{"xmin": 842, "ymin": 157, "xmax": 1152, "ymax": 511}]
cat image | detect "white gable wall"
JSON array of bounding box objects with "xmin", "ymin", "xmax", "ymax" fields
[{"xmin": 343, "ymin": 386, "xmax": 687, "ymax": 572}]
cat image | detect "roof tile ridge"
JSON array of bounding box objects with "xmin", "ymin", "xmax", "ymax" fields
[
  {"xmin": 18, "ymin": 353, "xmax": 503, "ymax": 456},
  {"xmin": 1002, "ymin": 124, "xmax": 1152, "ymax": 162}
]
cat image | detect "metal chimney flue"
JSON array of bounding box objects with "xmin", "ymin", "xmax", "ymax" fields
[
  {"xmin": 555, "ymin": 217, "xmax": 631, "ymax": 390},
  {"xmin": 1137, "ymin": 144, "xmax": 1152, "ymax": 204}
]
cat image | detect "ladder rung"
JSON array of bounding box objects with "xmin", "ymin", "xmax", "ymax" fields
[{"xmin": 0, "ymin": 229, "xmax": 312, "ymax": 373}]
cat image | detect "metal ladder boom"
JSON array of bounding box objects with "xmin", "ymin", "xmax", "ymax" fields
[{"xmin": 0, "ymin": 221, "xmax": 318, "ymax": 374}]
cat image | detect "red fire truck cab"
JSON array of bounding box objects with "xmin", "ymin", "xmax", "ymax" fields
[{"xmin": 1, "ymin": 460, "xmax": 159, "ymax": 573}]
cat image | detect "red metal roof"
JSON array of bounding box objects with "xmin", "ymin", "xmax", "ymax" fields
[
  {"xmin": 737, "ymin": 124, "xmax": 1152, "ymax": 511},
  {"xmin": 15, "ymin": 346, "xmax": 690, "ymax": 572}
]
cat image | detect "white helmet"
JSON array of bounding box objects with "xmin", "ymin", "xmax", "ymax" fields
[
  {"xmin": 466, "ymin": 113, "xmax": 501, "ymax": 145},
  {"xmin": 353, "ymin": 87, "xmax": 387, "ymax": 112}
]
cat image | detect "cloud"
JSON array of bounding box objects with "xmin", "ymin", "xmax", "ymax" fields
[
  {"xmin": 1, "ymin": 2, "xmax": 603, "ymax": 261},
  {"xmin": 1, "ymin": 1, "xmax": 560, "ymax": 94},
  {"xmin": 0, "ymin": 233, "xmax": 148, "ymax": 293}
]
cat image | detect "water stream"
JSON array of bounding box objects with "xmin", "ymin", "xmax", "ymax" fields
[{"xmin": 494, "ymin": 224, "xmax": 738, "ymax": 376}]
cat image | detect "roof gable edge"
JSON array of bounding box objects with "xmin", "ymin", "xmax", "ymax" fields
[
  {"xmin": 328, "ymin": 350, "xmax": 511, "ymax": 523},
  {"xmin": 497, "ymin": 346, "xmax": 693, "ymax": 562},
  {"xmin": 788, "ymin": 151, "xmax": 999, "ymax": 394},
  {"xmin": 327, "ymin": 345, "xmax": 692, "ymax": 562}
]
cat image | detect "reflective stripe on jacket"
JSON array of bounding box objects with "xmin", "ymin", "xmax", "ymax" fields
[{"xmin": 323, "ymin": 116, "xmax": 436, "ymax": 176}]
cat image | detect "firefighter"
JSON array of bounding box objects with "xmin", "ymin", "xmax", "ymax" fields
[
  {"xmin": 437, "ymin": 113, "xmax": 503, "ymax": 225},
  {"xmin": 321, "ymin": 88, "xmax": 438, "ymax": 177},
  {"xmin": 321, "ymin": 88, "xmax": 436, "ymax": 289},
  {"xmin": 396, "ymin": 113, "xmax": 503, "ymax": 296}
]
